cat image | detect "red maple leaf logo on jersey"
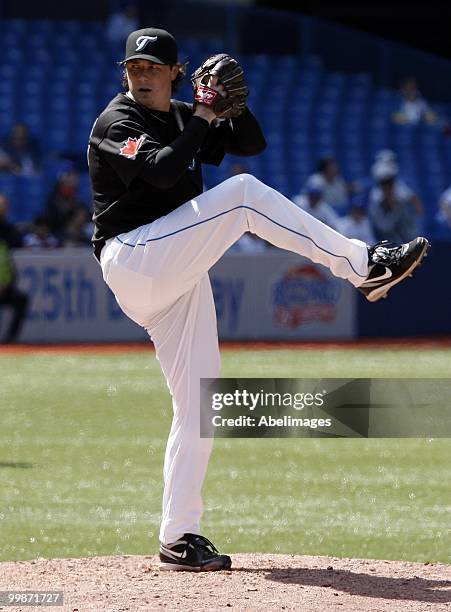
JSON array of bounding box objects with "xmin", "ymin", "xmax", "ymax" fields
[{"xmin": 119, "ymin": 135, "xmax": 145, "ymax": 159}]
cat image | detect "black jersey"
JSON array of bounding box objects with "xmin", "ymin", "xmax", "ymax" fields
[{"xmin": 88, "ymin": 93, "xmax": 266, "ymax": 260}]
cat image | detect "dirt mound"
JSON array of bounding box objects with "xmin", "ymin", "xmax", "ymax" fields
[{"xmin": 0, "ymin": 553, "xmax": 450, "ymax": 611}]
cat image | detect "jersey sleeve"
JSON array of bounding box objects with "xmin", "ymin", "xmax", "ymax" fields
[
  {"xmin": 200, "ymin": 108, "xmax": 266, "ymax": 166},
  {"xmin": 97, "ymin": 119, "xmax": 160, "ymax": 188},
  {"xmin": 96, "ymin": 114, "xmax": 210, "ymax": 190}
]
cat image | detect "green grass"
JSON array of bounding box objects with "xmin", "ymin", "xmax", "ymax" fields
[{"xmin": 0, "ymin": 348, "xmax": 450, "ymax": 563}]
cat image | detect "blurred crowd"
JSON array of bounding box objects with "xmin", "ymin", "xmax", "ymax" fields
[
  {"xmin": 1, "ymin": 72, "xmax": 451, "ymax": 255},
  {"xmin": 0, "ymin": 123, "xmax": 92, "ymax": 250},
  {"xmin": 1, "ymin": 131, "xmax": 451, "ymax": 259},
  {"xmin": 231, "ymin": 148, "xmax": 451, "ymax": 252},
  {"xmin": 0, "ymin": 127, "xmax": 92, "ymax": 342},
  {"xmin": 2, "ymin": 71, "xmax": 451, "ymax": 342}
]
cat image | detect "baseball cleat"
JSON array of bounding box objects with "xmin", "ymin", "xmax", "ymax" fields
[
  {"xmin": 159, "ymin": 533, "xmax": 232, "ymax": 571},
  {"xmin": 358, "ymin": 237, "xmax": 429, "ymax": 302}
]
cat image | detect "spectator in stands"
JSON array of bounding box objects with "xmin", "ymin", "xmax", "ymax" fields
[
  {"xmin": 392, "ymin": 77, "xmax": 437, "ymax": 125},
  {"xmin": 0, "ymin": 194, "xmax": 28, "ymax": 342},
  {"xmin": 45, "ymin": 169, "xmax": 89, "ymax": 243},
  {"xmin": 369, "ymin": 153, "xmax": 423, "ymax": 218},
  {"xmin": 0, "ymin": 194, "xmax": 23, "ymax": 248},
  {"xmin": 64, "ymin": 208, "xmax": 93, "ymax": 247},
  {"xmin": 375, "ymin": 149, "xmax": 396, "ymax": 164},
  {"xmin": 23, "ymin": 216, "xmax": 59, "ymax": 249},
  {"xmin": 2, "ymin": 123, "xmax": 41, "ymax": 176},
  {"xmin": 0, "ymin": 239, "xmax": 29, "ymax": 343},
  {"xmin": 293, "ymin": 174, "xmax": 340, "ymax": 229},
  {"xmin": 336, "ymin": 195, "xmax": 375, "ymax": 244},
  {"xmin": 106, "ymin": 1, "xmax": 139, "ymax": 54},
  {"xmin": 0, "ymin": 148, "xmax": 17, "ymax": 173},
  {"xmin": 435, "ymin": 185, "xmax": 451, "ymax": 238},
  {"xmin": 313, "ymin": 157, "xmax": 350, "ymax": 213},
  {"xmin": 369, "ymin": 175, "xmax": 417, "ymax": 243}
]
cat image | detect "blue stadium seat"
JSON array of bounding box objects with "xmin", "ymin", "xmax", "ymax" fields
[
  {"xmin": 21, "ymin": 113, "xmax": 43, "ymax": 137},
  {"xmin": 349, "ymin": 72, "xmax": 372, "ymax": 87},
  {"xmin": 0, "ymin": 64, "xmax": 16, "ymax": 81},
  {"xmin": 3, "ymin": 48, "xmax": 24, "ymax": 65},
  {"xmin": 28, "ymin": 32, "xmax": 48, "ymax": 48},
  {"xmin": 272, "ymin": 55, "xmax": 298, "ymax": 71},
  {"xmin": 0, "ymin": 175, "xmax": 16, "ymax": 201},
  {"xmin": 32, "ymin": 20, "xmax": 54, "ymax": 36},
  {"xmin": 50, "ymin": 32, "xmax": 74, "ymax": 53},
  {"xmin": 49, "ymin": 66, "xmax": 72, "ymax": 83},
  {"xmin": 48, "ymin": 97, "xmax": 71, "ymax": 114},
  {"xmin": 71, "ymin": 127, "xmax": 93, "ymax": 153},
  {"xmin": 0, "ymin": 111, "xmax": 15, "ymax": 133},
  {"xmin": 247, "ymin": 54, "xmax": 270, "ymax": 71},
  {"xmin": 76, "ymin": 83, "xmax": 97, "ymax": 98},
  {"xmin": 44, "ymin": 128, "xmax": 70, "ymax": 153},
  {"xmin": 0, "ymin": 31, "xmax": 19, "ymax": 51},
  {"xmin": 58, "ymin": 20, "xmax": 82, "ymax": 36},
  {"xmin": 0, "ymin": 82, "xmax": 16, "ymax": 97},
  {"xmin": 5, "ymin": 19, "xmax": 29, "ymax": 34},
  {"xmin": 103, "ymin": 82, "xmax": 120, "ymax": 99},
  {"xmin": 22, "ymin": 82, "xmax": 44, "ymax": 98},
  {"xmin": 13, "ymin": 177, "xmax": 46, "ymax": 222},
  {"xmin": 53, "ymin": 49, "xmax": 78, "ymax": 66},
  {"xmin": 84, "ymin": 22, "xmax": 103, "ymax": 37},
  {"xmin": 78, "ymin": 172, "xmax": 92, "ymax": 206},
  {"xmin": 27, "ymin": 66, "xmax": 47, "ymax": 81},
  {"xmin": 77, "ymin": 34, "xmax": 99, "ymax": 53},
  {"xmin": 300, "ymin": 55, "xmax": 323, "ymax": 71},
  {"xmin": 18, "ymin": 98, "xmax": 44, "ymax": 118}
]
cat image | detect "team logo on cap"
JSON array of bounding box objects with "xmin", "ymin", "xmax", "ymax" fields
[
  {"xmin": 135, "ymin": 35, "xmax": 157, "ymax": 51},
  {"xmin": 120, "ymin": 135, "xmax": 145, "ymax": 159}
]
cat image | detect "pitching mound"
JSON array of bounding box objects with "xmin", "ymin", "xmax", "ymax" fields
[{"xmin": 0, "ymin": 554, "xmax": 450, "ymax": 611}]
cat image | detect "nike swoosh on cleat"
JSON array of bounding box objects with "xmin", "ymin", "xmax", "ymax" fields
[
  {"xmin": 160, "ymin": 544, "xmax": 188, "ymax": 559},
  {"xmin": 365, "ymin": 267, "xmax": 393, "ymax": 283}
]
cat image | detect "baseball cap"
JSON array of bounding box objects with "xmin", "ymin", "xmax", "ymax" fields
[
  {"xmin": 375, "ymin": 149, "xmax": 396, "ymax": 164},
  {"xmin": 372, "ymin": 159, "xmax": 399, "ymax": 182},
  {"xmin": 305, "ymin": 173, "xmax": 325, "ymax": 195},
  {"xmin": 123, "ymin": 28, "xmax": 178, "ymax": 65}
]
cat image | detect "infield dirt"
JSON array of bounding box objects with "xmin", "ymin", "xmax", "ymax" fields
[{"xmin": 0, "ymin": 553, "xmax": 450, "ymax": 611}]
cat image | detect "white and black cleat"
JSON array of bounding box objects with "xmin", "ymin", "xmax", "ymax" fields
[
  {"xmin": 159, "ymin": 533, "xmax": 232, "ymax": 571},
  {"xmin": 358, "ymin": 237, "xmax": 429, "ymax": 302}
]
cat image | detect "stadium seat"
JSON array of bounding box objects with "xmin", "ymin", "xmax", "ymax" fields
[
  {"xmin": 0, "ymin": 175, "xmax": 16, "ymax": 202},
  {"xmin": 32, "ymin": 20, "xmax": 54, "ymax": 36},
  {"xmin": 13, "ymin": 177, "xmax": 47, "ymax": 223},
  {"xmin": 3, "ymin": 19, "xmax": 28, "ymax": 34},
  {"xmin": 52, "ymin": 34, "xmax": 73, "ymax": 50},
  {"xmin": 54, "ymin": 20, "xmax": 82, "ymax": 38}
]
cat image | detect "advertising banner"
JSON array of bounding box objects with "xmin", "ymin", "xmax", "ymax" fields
[{"xmin": 2, "ymin": 249, "xmax": 356, "ymax": 342}]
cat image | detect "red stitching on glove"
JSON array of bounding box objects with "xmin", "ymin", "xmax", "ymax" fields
[{"xmin": 194, "ymin": 84, "xmax": 223, "ymax": 108}]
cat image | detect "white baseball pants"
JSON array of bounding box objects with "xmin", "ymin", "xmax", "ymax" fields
[{"xmin": 99, "ymin": 174, "xmax": 369, "ymax": 545}]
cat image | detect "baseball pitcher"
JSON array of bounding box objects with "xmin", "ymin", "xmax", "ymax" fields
[{"xmin": 88, "ymin": 27, "xmax": 428, "ymax": 571}]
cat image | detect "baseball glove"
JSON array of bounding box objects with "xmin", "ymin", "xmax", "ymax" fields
[{"xmin": 191, "ymin": 54, "xmax": 249, "ymax": 118}]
